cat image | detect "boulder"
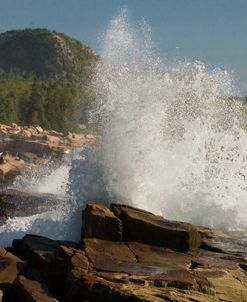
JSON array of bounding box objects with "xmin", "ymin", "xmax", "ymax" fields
[
  {"xmin": 49, "ymin": 130, "xmax": 64, "ymax": 137},
  {"xmin": 11, "ymin": 123, "xmax": 18, "ymax": 128},
  {"xmin": 35, "ymin": 126, "xmax": 43, "ymax": 134},
  {"xmin": 0, "ymin": 155, "xmax": 26, "ymax": 183},
  {"xmin": 47, "ymin": 244, "xmax": 90, "ymax": 301},
  {"xmin": 28, "ymin": 127, "xmax": 38, "ymax": 135},
  {"xmin": 111, "ymin": 204, "xmax": 201, "ymax": 252},
  {"xmin": 67, "ymin": 132, "xmax": 75, "ymax": 140},
  {"xmin": 56, "ymin": 245, "xmax": 89, "ymax": 279},
  {"xmin": 0, "ymin": 247, "xmax": 26, "ymax": 288},
  {"xmin": 82, "ymin": 203, "xmax": 122, "ymax": 241},
  {"xmin": 0, "ymin": 129, "xmax": 7, "ymax": 135},
  {"xmin": 85, "ymin": 134, "xmax": 95, "ymax": 139},
  {"xmin": 12, "ymin": 235, "xmax": 59, "ymax": 267},
  {"xmin": 44, "ymin": 135, "xmax": 61, "ymax": 145},
  {"xmin": 22, "ymin": 129, "xmax": 33, "ymax": 138},
  {"xmin": 12, "ymin": 276, "xmax": 58, "ymax": 302},
  {"xmin": 0, "ymin": 189, "xmax": 63, "ymax": 222}
]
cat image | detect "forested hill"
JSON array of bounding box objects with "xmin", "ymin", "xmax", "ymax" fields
[
  {"xmin": 0, "ymin": 28, "xmax": 98, "ymax": 82},
  {"xmin": 0, "ymin": 29, "xmax": 98, "ymax": 132}
]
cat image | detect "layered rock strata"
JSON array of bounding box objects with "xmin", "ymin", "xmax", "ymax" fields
[{"xmin": 0, "ymin": 202, "xmax": 246, "ymax": 301}]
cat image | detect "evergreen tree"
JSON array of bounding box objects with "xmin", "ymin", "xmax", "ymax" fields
[{"xmin": 26, "ymin": 82, "xmax": 47, "ymax": 126}]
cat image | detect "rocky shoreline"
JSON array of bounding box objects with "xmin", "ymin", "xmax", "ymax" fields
[
  {"xmin": 1, "ymin": 123, "xmax": 247, "ymax": 301},
  {"xmin": 0, "ymin": 201, "xmax": 246, "ymax": 301},
  {"xmin": 0, "ymin": 123, "xmax": 96, "ymax": 184}
]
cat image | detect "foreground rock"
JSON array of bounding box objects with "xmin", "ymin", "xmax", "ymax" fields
[
  {"xmin": 0, "ymin": 202, "xmax": 247, "ymax": 301},
  {"xmin": 0, "ymin": 123, "xmax": 96, "ymax": 184},
  {"xmin": 82, "ymin": 203, "xmax": 123, "ymax": 241},
  {"xmin": 13, "ymin": 276, "xmax": 58, "ymax": 302},
  {"xmin": 111, "ymin": 203, "xmax": 201, "ymax": 252},
  {"xmin": 0, "ymin": 247, "xmax": 26, "ymax": 288}
]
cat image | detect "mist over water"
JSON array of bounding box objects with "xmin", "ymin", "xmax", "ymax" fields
[{"xmin": 1, "ymin": 9, "xmax": 247, "ymax": 246}]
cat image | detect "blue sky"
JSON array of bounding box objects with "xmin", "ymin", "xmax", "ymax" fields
[{"xmin": 0, "ymin": 0, "xmax": 247, "ymax": 94}]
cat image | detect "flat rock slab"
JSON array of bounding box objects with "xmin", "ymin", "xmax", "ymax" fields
[
  {"xmin": 127, "ymin": 241, "xmax": 192, "ymax": 269},
  {"xmin": 78, "ymin": 238, "xmax": 247, "ymax": 302},
  {"xmin": 111, "ymin": 203, "xmax": 201, "ymax": 252},
  {"xmin": 12, "ymin": 275, "xmax": 58, "ymax": 302},
  {"xmin": 84, "ymin": 239, "xmax": 192, "ymax": 276},
  {"xmin": 84, "ymin": 238, "xmax": 137, "ymax": 273}
]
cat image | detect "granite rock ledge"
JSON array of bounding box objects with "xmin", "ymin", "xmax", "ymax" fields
[{"xmin": 0, "ymin": 201, "xmax": 246, "ymax": 301}]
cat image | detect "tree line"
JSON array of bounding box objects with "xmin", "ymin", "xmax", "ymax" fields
[{"xmin": 0, "ymin": 70, "xmax": 93, "ymax": 132}]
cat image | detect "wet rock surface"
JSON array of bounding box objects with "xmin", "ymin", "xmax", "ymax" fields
[
  {"xmin": 0, "ymin": 202, "xmax": 246, "ymax": 301},
  {"xmin": 0, "ymin": 189, "xmax": 65, "ymax": 223}
]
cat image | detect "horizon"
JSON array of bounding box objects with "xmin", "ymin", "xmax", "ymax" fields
[{"xmin": 1, "ymin": 0, "xmax": 247, "ymax": 95}]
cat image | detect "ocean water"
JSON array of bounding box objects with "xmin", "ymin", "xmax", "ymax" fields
[{"xmin": 1, "ymin": 9, "xmax": 247, "ymax": 246}]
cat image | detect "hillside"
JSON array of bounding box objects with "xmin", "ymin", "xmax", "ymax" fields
[
  {"xmin": 0, "ymin": 29, "xmax": 98, "ymax": 132},
  {"xmin": 0, "ymin": 28, "xmax": 98, "ymax": 82}
]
